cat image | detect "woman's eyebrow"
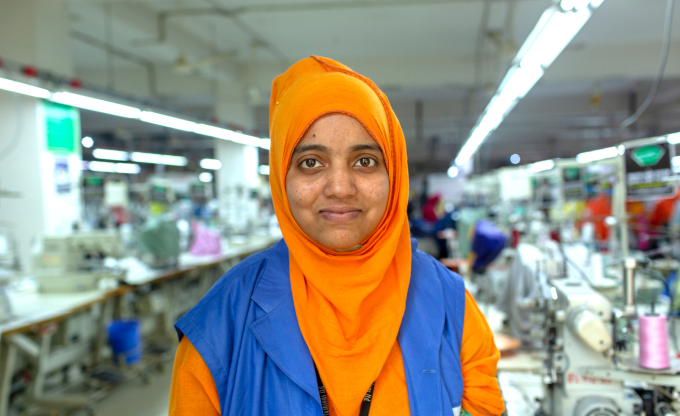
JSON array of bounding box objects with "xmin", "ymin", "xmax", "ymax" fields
[
  {"xmin": 293, "ymin": 144, "xmax": 329, "ymax": 155},
  {"xmin": 349, "ymin": 144, "xmax": 382, "ymax": 153}
]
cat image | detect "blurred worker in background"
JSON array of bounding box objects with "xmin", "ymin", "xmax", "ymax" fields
[
  {"xmin": 421, "ymin": 193, "xmax": 443, "ymax": 223},
  {"xmin": 650, "ymin": 189, "xmax": 680, "ymax": 228},
  {"xmin": 168, "ymin": 56, "xmax": 503, "ymax": 416},
  {"xmin": 581, "ymin": 188, "xmax": 612, "ymax": 245}
]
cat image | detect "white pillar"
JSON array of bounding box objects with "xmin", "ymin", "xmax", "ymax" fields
[
  {"xmin": 213, "ymin": 79, "xmax": 260, "ymax": 233},
  {"xmin": 0, "ymin": 0, "xmax": 81, "ymax": 272},
  {"xmin": 215, "ymin": 141, "xmax": 259, "ymax": 233}
]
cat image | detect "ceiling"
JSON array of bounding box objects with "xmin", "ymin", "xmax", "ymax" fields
[{"xmin": 67, "ymin": 0, "xmax": 680, "ymax": 175}]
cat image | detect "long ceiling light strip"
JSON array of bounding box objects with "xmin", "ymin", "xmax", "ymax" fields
[
  {"xmin": 92, "ymin": 148, "xmax": 129, "ymax": 161},
  {"xmin": 87, "ymin": 161, "xmax": 141, "ymax": 174},
  {"xmin": 52, "ymin": 92, "xmax": 142, "ymax": 119},
  {"xmin": 575, "ymin": 146, "xmax": 619, "ymax": 163},
  {"xmin": 140, "ymin": 111, "xmax": 197, "ymax": 132},
  {"xmin": 130, "ymin": 152, "xmax": 188, "ymax": 166},
  {"xmin": 527, "ymin": 159, "xmax": 556, "ymax": 173},
  {"xmin": 455, "ymin": 0, "xmax": 603, "ymax": 167},
  {"xmin": 92, "ymin": 148, "xmax": 191, "ymax": 166},
  {"xmin": 0, "ymin": 78, "xmax": 51, "ymax": 98},
  {"xmin": 0, "ymin": 76, "xmax": 269, "ymax": 149}
]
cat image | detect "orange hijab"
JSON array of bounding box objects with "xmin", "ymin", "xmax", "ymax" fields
[{"xmin": 269, "ymin": 56, "xmax": 412, "ymax": 416}]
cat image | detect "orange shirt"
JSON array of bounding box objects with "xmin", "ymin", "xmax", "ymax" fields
[
  {"xmin": 169, "ymin": 290, "xmax": 504, "ymax": 416},
  {"xmin": 650, "ymin": 191, "xmax": 680, "ymax": 227},
  {"xmin": 581, "ymin": 194, "xmax": 612, "ymax": 241}
]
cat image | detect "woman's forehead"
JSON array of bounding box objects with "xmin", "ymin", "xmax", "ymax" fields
[{"xmin": 295, "ymin": 113, "xmax": 381, "ymax": 150}]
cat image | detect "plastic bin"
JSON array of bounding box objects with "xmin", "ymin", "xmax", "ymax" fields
[{"xmin": 107, "ymin": 319, "xmax": 143, "ymax": 365}]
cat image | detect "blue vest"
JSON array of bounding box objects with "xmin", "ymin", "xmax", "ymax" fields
[{"xmin": 175, "ymin": 239, "xmax": 466, "ymax": 415}]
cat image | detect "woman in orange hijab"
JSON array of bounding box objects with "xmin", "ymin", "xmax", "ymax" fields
[{"xmin": 169, "ymin": 56, "xmax": 504, "ymax": 416}]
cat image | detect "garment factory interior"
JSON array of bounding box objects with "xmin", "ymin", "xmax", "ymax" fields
[{"xmin": 1, "ymin": 0, "xmax": 680, "ymax": 415}]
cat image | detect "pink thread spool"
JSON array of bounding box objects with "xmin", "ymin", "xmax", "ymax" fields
[{"xmin": 638, "ymin": 314, "xmax": 671, "ymax": 370}]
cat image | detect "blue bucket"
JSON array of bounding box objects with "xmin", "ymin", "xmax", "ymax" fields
[{"xmin": 107, "ymin": 319, "xmax": 142, "ymax": 365}]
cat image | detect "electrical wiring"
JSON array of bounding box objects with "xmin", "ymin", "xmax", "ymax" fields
[{"xmin": 618, "ymin": 0, "xmax": 676, "ymax": 132}]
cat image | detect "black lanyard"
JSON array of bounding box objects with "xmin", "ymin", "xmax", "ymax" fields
[{"xmin": 315, "ymin": 366, "xmax": 375, "ymax": 416}]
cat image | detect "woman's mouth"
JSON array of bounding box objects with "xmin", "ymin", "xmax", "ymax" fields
[{"xmin": 319, "ymin": 206, "xmax": 361, "ymax": 222}]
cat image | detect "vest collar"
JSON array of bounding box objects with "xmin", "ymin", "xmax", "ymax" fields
[
  {"xmin": 249, "ymin": 238, "xmax": 446, "ymax": 415},
  {"xmin": 250, "ymin": 239, "xmax": 291, "ymax": 313},
  {"xmin": 249, "ymin": 239, "xmax": 320, "ymax": 403}
]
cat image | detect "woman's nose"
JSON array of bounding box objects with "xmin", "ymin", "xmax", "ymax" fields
[{"xmin": 324, "ymin": 165, "xmax": 356, "ymax": 199}]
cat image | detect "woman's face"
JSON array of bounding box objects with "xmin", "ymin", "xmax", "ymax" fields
[{"xmin": 286, "ymin": 113, "xmax": 390, "ymax": 250}]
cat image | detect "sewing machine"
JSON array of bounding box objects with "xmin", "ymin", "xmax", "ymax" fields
[
  {"xmin": 33, "ymin": 231, "xmax": 125, "ymax": 292},
  {"xmin": 528, "ymin": 258, "xmax": 680, "ymax": 416}
]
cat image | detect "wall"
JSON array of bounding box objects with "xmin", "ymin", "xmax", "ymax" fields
[{"xmin": 0, "ymin": 92, "xmax": 45, "ymax": 271}]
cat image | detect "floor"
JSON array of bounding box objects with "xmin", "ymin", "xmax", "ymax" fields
[{"xmin": 94, "ymin": 352, "xmax": 175, "ymax": 416}]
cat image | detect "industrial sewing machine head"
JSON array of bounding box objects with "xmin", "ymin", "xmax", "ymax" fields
[
  {"xmin": 536, "ymin": 257, "xmax": 680, "ymax": 416},
  {"xmin": 32, "ymin": 231, "xmax": 125, "ymax": 292}
]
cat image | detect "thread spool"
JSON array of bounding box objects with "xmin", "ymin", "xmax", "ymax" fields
[
  {"xmin": 638, "ymin": 313, "xmax": 671, "ymax": 370},
  {"xmin": 590, "ymin": 253, "xmax": 604, "ymax": 283}
]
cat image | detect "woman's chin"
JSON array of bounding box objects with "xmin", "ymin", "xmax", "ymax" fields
[{"xmin": 316, "ymin": 235, "xmax": 364, "ymax": 252}]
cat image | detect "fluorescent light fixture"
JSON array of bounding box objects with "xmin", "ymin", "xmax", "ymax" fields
[
  {"xmin": 81, "ymin": 136, "xmax": 94, "ymax": 148},
  {"xmin": 52, "ymin": 92, "xmax": 141, "ymax": 118},
  {"xmin": 130, "ymin": 152, "xmax": 188, "ymax": 166},
  {"xmin": 528, "ymin": 159, "xmax": 555, "ymax": 172},
  {"xmin": 455, "ymin": 3, "xmax": 600, "ymax": 167},
  {"xmin": 561, "ymin": 0, "xmax": 592, "ymax": 11},
  {"xmin": 93, "ymin": 148, "xmax": 129, "ymax": 161},
  {"xmin": 130, "ymin": 152, "xmax": 163, "ymax": 164},
  {"xmin": 510, "ymin": 154, "xmax": 521, "ymax": 165},
  {"xmin": 258, "ymin": 165, "xmax": 270, "ymax": 175},
  {"xmin": 0, "ymin": 77, "xmax": 51, "ymax": 98},
  {"xmin": 161, "ymin": 155, "xmax": 188, "ymax": 166},
  {"xmin": 86, "ymin": 161, "xmax": 140, "ymax": 174},
  {"xmin": 499, "ymin": 66, "xmax": 544, "ymax": 101},
  {"xmin": 199, "ymin": 172, "xmax": 213, "ymax": 183},
  {"xmin": 193, "ymin": 124, "xmax": 262, "ymax": 147},
  {"xmin": 140, "ymin": 111, "xmax": 197, "ymax": 131},
  {"xmin": 668, "ymin": 132, "xmax": 680, "ymax": 144},
  {"xmin": 88, "ymin": 161, "xmax": 115, "ymax": 172},
  {"xmin": 200, "ymin": 158, "xmax": 222, "ymax": 170},
  {"xmin": 114, "ymin": 163, "xmax": 141, "ymax": 174},
  {"xmin": 455, "ymin": 128, "xmax": 488, "ymax": 166},
  {"xmin": 0, "ymin": 75, "xmax": 267, "ymax": 150},
  {"xmin": 447, "ymin": 166, "xmax": 459, "ymax": 178},
  {"xmin": 520, "ymin": 9, "xmax": 591, "ymax": 70},
  {"xmin": 575, "ymin": 147, "xmax": 618, "ymax": 163}
]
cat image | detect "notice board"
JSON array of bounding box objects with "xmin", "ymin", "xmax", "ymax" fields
[
  {"xmin": 562, "ymin": 167, "xmax": 585, "ymax": 201},
  {"xmin": 43, "ymin": 101, "xmax": 79, "ymax": 154},
  {"xmin": 624, "ymin": 138, "xmax": 674, "ymax": 200}
]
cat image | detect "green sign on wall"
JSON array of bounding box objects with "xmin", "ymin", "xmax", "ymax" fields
[
  {"xmin": 624, "ymin": 140, "xmax": 674, "ymax": 200},
  {"xmin": 43, "ymin": 101, "xmax": 79, "ymax": 154},
  {"xmin": 630, "ymin": 145, "xmax": 665, "ymax": 167}
]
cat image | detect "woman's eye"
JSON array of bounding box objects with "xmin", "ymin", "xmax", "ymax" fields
[
  {"xmin": 356, "ymin": 158, "xmax": 376, "ymax": 168},
  {"xmin": 302, "ymin": 159, "xmax": 320, "ymax": 169}
]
